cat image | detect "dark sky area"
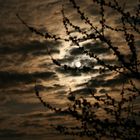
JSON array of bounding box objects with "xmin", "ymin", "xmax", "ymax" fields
[{"xmin": 0, "ymin": 0, "xmax": 139, "ymax": 140}]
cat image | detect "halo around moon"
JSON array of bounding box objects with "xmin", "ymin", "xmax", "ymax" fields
[{"xmin": 75, "ymin": 61, "xmax": 81, "ymax": 68}]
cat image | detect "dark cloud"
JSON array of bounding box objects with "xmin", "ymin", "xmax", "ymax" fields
[
  {"xmin": 70, "ymin": 87, "xmax": 97, "ymax": 96},
  {"xmin": 0, "ymin": 0, "xmax": 139, "ymax": 139},
  {"xmin": 24, "ymin": 111, "xmax": 67, "ymax": 124},
  {"xmin": 0, "ymin": 129, "xmax": 25, "ymax": 138},
  {"xmin": 0, "ymin": 93, "xmax": 10, "ymax": 105},
  {"xmin": 102, "ymin": 58, "xmax": 119, "ymax": 65},
  {"xmin": 0, "ymin": 116, "xmax": 7, "ymax": 123},
  {"xmin": 1, "ymin": 99, "xmax": 44, "ymax": 115},
  {"xmin": 99, "ymin": 88, "xmax": 121, "ymax": 94},
  {"xmin": 99, "ymin": 88, "xmax": 108, "ymax": 94},
  {"xmin": 0, "ymin": 71, "xmax": 57, "ymax": 88},
  {"xmin": 83, "ymin": 42, "xmax": 111, "ymax": 54},
  {"xmin": 0, "ymin": 40, "xmax": 60, "ymax": 56},
  {"xmin": 69, "ymin": 41, "xmax": 111, "ymax": 56},
  {"xmin": 4, "ymin": 88, "xmax": 34, "ymax": 95},
  {"xmin": 56, "ymin": 66, "xmax": 99, "ymax": 77},
  {"xmin": 69, "ymin": 47, "xmax": 83, "ymax": 56},
  {"xmin": 88, "ymin": 74, "xmax": 128, "ymax": 88},
  {"xmin": 20, "ymin": 120, "xmax": 43, "ymax": 128},
  {"xmin": 56, "ymin": 67, "xmax": 82, "ymax": 76},
  {"xmin": 136, "ymin": 40, "xmax": 140, "ymax": 49},
  {"xmin": 35, "ymin": 83, "xmax": 66, "ymax": 93},
  {"xmin": 0, "ymin": 39, "xmax": 61, "ymax": 74},
  {"xmin": 25, "ymin": 112, "xmax": 47, "ymax": 119}
]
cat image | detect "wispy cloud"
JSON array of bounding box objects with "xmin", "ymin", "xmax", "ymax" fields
[
  {"xmin": 0, "ymin": 71, "xmax": 57, "ymax": 88},
  {"xmin": 0, "ymin": 0, "xmax": 139, "ymax": 139}
]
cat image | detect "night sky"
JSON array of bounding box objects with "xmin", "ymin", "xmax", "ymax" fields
[{"xmin": 0, "ymin": 0, "xmax": 140, "ymax": 140}]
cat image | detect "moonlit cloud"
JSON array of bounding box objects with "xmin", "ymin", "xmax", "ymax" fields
[{"xmin": 0, "ymin": 0, "xmax": 139, "ymax": 139}]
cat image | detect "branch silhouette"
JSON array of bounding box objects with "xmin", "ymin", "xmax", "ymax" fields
[{"xmin": 17, "ymin": 0, "xmax": 140, "ymax": 139}]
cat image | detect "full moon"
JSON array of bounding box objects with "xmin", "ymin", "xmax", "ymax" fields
[{"xmin": 75, "ymin": 61, "xmax": 81, "ymax": 68}]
